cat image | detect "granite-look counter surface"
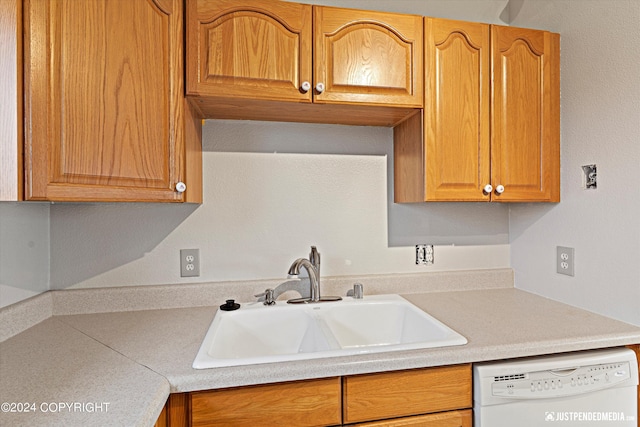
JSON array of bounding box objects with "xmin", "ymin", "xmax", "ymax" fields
[
  {"xmin": 2, "ymin": 285, "xmax": 640, "ymax": 426},
  {"xmin": 53, "ymin": 288, "xmax": 640, "ymax": 394},
  {"xmin": 0, "ymin": 318, "xmax": 169, "ymax": 427}
]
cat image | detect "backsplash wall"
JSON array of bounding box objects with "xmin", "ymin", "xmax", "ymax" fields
[
  {"xmin": 0, "ymin": 0, "xmax": 515, "ymax": 305},
  {"xmin": 48, "ymin": 121, "xmax": 510, "ymax": 290}
]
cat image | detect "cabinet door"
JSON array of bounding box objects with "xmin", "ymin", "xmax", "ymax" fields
[
  {"xmin": 186, "ymin": 0, "xmax": 312, "ymax": 102},
  {"xmin": 352, "ymin": 409, "xmax": 472, "ymax": 427},
  {"xmin": 491, "ymin": 25, "xmax": 560, "ymax": 202},
  {"xmin": 0, "ymin": 0, "xmax": 22, "ymax": 201},
  {"xmin": 24, "ymin": 0, "xmax": 197, "ymax": 202},
  {"xmin": 190, "ymin": 378, "xmax": 342, "ymax": 427},
  {"xmin": 425, "ymin": 18, "xmax": 490, "ymax": 201},
  {"xmin": 343, "ymin": 365, "xmax": 472, "ymax": 424},
  {"xmin": 314, "ymin": 6, "xmax": 423, "ymax": 108}
]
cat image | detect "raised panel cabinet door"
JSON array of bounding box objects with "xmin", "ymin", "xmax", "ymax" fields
[
  {"xmin": 425, "ymin": 18, "xmax": 490, "ymax": 202},
  {"xmin": 24, "ymin": 0, "xmax": 192, "ymax": 202},
  {"xmin": 491, "ymin": 25, "xmax": 560, "ymax": 202},
  {"xmin": 186, "ymin": 0, "xmax": 313, "ymax": 102},
  {"xmin": 314, "ymin": 6, "xmax": 423, "ymax": 108}
]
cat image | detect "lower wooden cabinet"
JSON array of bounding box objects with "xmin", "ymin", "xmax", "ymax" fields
[
  {"xmin": 191, "ymin": 378, "xmax": 342, "ymax": 427},
  {"xmin": 343, "ymin": 365, "xmax": 471, "ymax": 424},
  {"xmin": 155, "ymin": 364, "xmax": 472, "ymax": 427},
  {"xmin": 351, "ymin": 410, "xmax": 472, "ymax": 427}
]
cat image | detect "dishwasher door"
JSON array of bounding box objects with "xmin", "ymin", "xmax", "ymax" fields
[{"xmin": 474, "ymin": 348, "xmax": 638, "ymax": 427}]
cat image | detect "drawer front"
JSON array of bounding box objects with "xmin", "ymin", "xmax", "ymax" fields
[
  {"xmin": 191, "ymin": 377, "xmax": 342, "ymax": 427},
  {"xmin": 351, "ymin": 409, "xmax": 473, "ymax": 427},
  {"xmin": 343, "ymin": 365, "xmax": 472, "ymax": 424}
]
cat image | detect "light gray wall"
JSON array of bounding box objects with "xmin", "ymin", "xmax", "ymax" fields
[
  {"xmin": 0, "ymin": 203, "xmax": 50, "ymax": 308},
  {"xmin": 509, "ymin": 0, "xmax": 640, "ymax": 325},
  {"xmin": 49, "ymin": 121, "xmax": 510, "ymax": 289}
]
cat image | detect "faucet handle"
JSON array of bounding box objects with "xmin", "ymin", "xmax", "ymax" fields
[
  {"xmin": 309, "ymin": 246, "xmax": 319, "ymax": 264},
  {"xmin": 353, "ymin": 283, "xmax": 364, "ymax": 299},
  {"xmin": 254, "ymin": 288, "xmax": 276, "ymax": 306},
  {"xmin": 309, "ymin": 246, "xmax": 320, "ymax": 274}
]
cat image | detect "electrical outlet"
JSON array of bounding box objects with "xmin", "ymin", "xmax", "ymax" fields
[
  {"xmin": 180, "ymin": 249, "xmax": 200, "ymax": 277},
  {"xmin": 416, "ymin": 245, "xmax": 434, "ymax": 265},
  {"xmin": 582, "ymin": 164, "xmax": 597, "ymax": 189},
  {"xmin": 556, "ymin": 246, "xmax": 574, "ymax": 276}
]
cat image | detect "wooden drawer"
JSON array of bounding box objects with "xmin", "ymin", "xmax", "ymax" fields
[
  {"xmin": 190, "ymin": 377, "xmax": 342, "ymax": 427},
  {"xmin": 342, "ymin": 365, "xmax": 472, "ymax": 424},
  {"xmin": 350, "ymin": 409, "xmax": 472, "ymax": 427}
]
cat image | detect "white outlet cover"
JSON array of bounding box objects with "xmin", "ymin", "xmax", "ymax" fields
[{"xmin": 556, "ymin": 246, "xmax": 575, "ymax": 277}]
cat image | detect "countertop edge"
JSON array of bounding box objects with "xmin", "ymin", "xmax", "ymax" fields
[{"xmin": 163, "ymin": 335, "xmax": 640, "ymax": 393}]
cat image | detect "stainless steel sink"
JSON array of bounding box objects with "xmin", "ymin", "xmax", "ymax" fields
[{"xmin": 193, "ymin": 294, "xmax": 467, "ymax": 369}]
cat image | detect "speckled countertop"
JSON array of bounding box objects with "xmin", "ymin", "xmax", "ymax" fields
[
  {"xmin": 2, "ymin": 272, "xmax": 640, "ymax": 427},
  {"xmin": 0, "ymin": 318, "xmax": 169, "ymax": 427}
]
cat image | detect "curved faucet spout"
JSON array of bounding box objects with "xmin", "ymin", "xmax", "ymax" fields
[{"xmin": 288, "ymin": 258, "xmax": 320, "ymax": 302}]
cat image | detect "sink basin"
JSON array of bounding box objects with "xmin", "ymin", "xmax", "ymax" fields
[
  {"xmin": 319, "ymin": 298, "xmax": 465, "ymax": 349},
  {"xmin": 193, "ymin": 294, "xmax": 467, "ymax": 369}
]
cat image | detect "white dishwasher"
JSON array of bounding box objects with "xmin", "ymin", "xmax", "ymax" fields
[{"xmin": 474, "ymin": 347, "xmax": 638, "ymax": 426}]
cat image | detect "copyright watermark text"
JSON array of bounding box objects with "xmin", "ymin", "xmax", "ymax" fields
[{"xmin": 2, "ymin": 402, "xmax": 110, "ymax": 413}]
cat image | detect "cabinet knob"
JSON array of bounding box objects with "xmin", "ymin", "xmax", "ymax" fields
[
  {"xmin": 495, "ymin": 185, "xmax": 505, "ymax": 195},
  {"xmin": 175, "ymin": 182, "xmax": 187, "ymax": 193},
  {"xmin": 315, "ymin": 82, "xmax": 325, "ymax": 94},
  {"xmin": 300, "ymin": 81, "xmax": 311, "ymax": 93},
  {"xmin": 483, "ymin": 184, "xmax": 493, "ymax": 195}
]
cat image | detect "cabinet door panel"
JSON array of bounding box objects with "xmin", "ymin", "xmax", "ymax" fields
[
  {"xmin": 191, "ymin": 378, "xmax": 341, "ymax": 427},
  {"xmin": 353, "ymin": 409, "xmax": 472, "ymax": 427},
  {"xmin": 343, "ymin": 365, "xmax": 472, "ymax": 424},
  {"xmin": 24, "ymin": 0, "xmax": 188, "ymax": 202},
  {"xmin": 314, "ymin": 6, "xmax": 423, "ymax": 107},
  {"xmin": 186, "ymin": 0, "xmax": 312, "ymax": 102},
  {"xmin": 425, "ymin": 18, "xmax": 490, "ymax": 201},
  {"xmin": 491, "ymin": 25, "xmax": 560, "ymax": 202}
]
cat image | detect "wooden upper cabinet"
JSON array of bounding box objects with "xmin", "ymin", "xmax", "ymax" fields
[
  {"xmin": 0, "ymin": 0, "xmax": 22, "ymax": 201},
  {"xmin": 491, "ymin": 25, "xmax": 560, "ymax": 202},
  {"xmin": 186, "ymin": 0, "xmax": 313, "ymax": 102},
  {"xmin": 185, "ymin": 1, "xmax": 423, "ymax": 125},
  {"xmin": 313, "ymin": 6, "xmax": 423, "ymax": 108},
  {"xmin": 394, "ymin": 20, "xmax": 559, "ymax": 203},
  {"xmin": 23, "ymin": 0, "xmax": 202, "ymax": 202},
  {"xmin": 424, "ymin": 18, "xmax": 490, "ymax": 202}
]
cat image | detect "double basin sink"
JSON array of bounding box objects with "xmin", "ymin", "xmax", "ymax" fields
[{"xmin": 193, "ymin": 294, "xmax": 467, "ymax": 369}]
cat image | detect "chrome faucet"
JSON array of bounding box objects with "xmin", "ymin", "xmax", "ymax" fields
[
  {"xmin": 287, "ymin": 246, "xmax": 341, "ymax": 304},
  {"xmin": 288, "ymin": 257, "xmax": 321, "ymax": 302}
]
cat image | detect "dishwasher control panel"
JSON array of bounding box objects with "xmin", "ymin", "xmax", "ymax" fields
[{"xmin": 491, "ymin": 361, "xmax": 632, "ymax": 399}]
